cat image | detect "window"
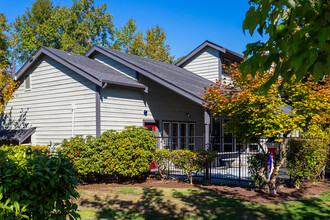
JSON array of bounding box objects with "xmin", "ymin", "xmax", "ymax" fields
[
  {"xmin": 172, "ymin": 122, "xmax": 179, "ymax": 150},
  {"xmin": 162, "ymin": 121, "xmax": 196, "ymax": 150},
  {"xmin": 188, "ymin": 123, "xmax": 195, "ymax": 150},
  {"xmin": 25, "ymin": 74, "xmax": 31, "ymax": 90},
  {"xmin": 211, "ymin": 118, "xmax": 236, "ymax": 152}
]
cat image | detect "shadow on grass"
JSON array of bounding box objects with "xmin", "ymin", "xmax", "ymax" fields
[{"xmin": 80, "ymin": 188, "xmax": 330, "ymax": 219}]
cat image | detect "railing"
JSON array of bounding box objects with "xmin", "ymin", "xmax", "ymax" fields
[{"xmin": 152, "ymin": 136, "xmax": 294, "ymax": 183}]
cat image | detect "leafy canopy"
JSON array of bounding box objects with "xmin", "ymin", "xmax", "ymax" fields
[
  {"xmin": 10, "ymin": 0, "xmax": 174, "ymax": 64},
  {"xmin": 202, "ymin": 64, "xmax": 330, "ymax": 144},
  {"xmin": 112, "ymin": 18, "xmax": 174, "ymax": 63},
  {"xmin": 0, "ymin": 13, "xmax": 10, "ymax": 68},
  {"xmin": 240, "ymin": 0, "xmax": 330, "ymax": 91},
  {"xmin": 0, "ymin": 69, "xmax": 18, "ymax": 114},
  {"xmin": 11, "ymin": 0, "xmax": 114, "ymax": 63}
]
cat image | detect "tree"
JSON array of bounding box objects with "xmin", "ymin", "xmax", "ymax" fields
[
  {"xmin": 240, "ymin": 0, "xmax": 329, "ymax": 91},
  {"xmin": 112, "ymin": 20, "xmax": 174, "ymax": 63},
  {"xmin": 143, "ymin": 25, "xmax": 174, "ymax": 63},
  {"xmin": 10, "ymin": 0, "xmax": 114, "ymax": 63},
  {"xmin": 10, "ymin": 0, "xmax": 59, "ymax": 63},
  {"xmin": 201, "ymin": 64, "xmax": 330, "ymax": 194},
  {"xmin": 111, "ymin": 18, "xmax": 144, "ymax": 55},
  {"xmin": 0, "ymin": 14, "xmax": 10, "ymax": 68},
  {"xmin": 59, "ymin": 0, "xmax": 114, "ymax": 55},
  {"xmin": 0, "ymin": 69, "xmax": 18, "ymax": 114}
]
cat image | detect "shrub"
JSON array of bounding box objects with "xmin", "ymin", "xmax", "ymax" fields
[
  {"xmin": 0, "ymin": 147, "xmax": 79, "ymax": 219},
  {"xmin": 154, "ymin": 149, "xmax": 171, "ymax": 179},
  {"xmin": 59, "ymin": 135, "xmax": 96, "ymax": 180},
  {"xmin": 287, "ymin": 138, "xmax": 329, "ymax": 187},
  {"xmin": 171, "ymin": 150, "xmax": 215, "ymax": 184},
  {"xmin": 96, "ymin": 126, "xmax": 157, "ymax": 179},
  {"xmin": 60, "ymin": 126, "xmax": 157, "ymax": 181}
]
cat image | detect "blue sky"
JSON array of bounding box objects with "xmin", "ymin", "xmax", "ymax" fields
[{"xmin": 1, "ymin": 0, "xmax": 268, "ymax": 58}]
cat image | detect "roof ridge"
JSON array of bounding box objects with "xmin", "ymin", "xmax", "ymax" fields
[
  {"xmin": 96, "ymin": 46, "xmax": 204, "ymax": 100},
  {"xmin": 44, "ymin": 47, "xmax": 101, "ymax": 83},
  {"xmin": 175, "ymin": 40, "xmax": 243, "ymax": 67},
  {"xmin": 45, "ymin": 47, "xmax": 144, "ymax": 86},
  {"xmin": 97, "ymin": 46, "xmax": 213, "ymax": 85}
]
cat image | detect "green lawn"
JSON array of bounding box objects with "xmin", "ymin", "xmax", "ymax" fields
[{"xmin": 76, "ymin": 187, "xmax": 330, "ymax": 220}]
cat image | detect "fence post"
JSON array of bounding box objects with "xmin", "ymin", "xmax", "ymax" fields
[
  {"xmin": 239, "ymin": 141, "xmax": 241, "ymax": 185},
  {"xmin": 204, "ymin": 111, "xmax": 210, "ymax": 180}
]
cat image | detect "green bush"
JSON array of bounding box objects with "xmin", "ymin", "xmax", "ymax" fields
[
  {"xmin": 60, "ymin": 126, "xmax": 157, "ymax": 181},
  {"xmin": 96, "ymin": 126, "xmax": 157, "ymax": 178},
  {"xmin": 59, "ymin": 135, "xmax": 96, "ymax": 180},
  {"xmin": 287, "ymin": 139, "xmax": 329, "ymax": 187},
  {"xmin": 0, "ymin": 147, "xmax": 79, "ymax": 219},
  {"xmin": 154, "ymin": 149, "xmax": 171, "ymax": 179},
  {"xmin": 171, "ymin": 150, "xmax": 215, "ymax": 184}
]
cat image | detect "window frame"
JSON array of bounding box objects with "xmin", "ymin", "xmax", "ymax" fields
[
  {"xmin": 24, "ymin": 73, "xmax": 31, "ymax": 91},
  {"xmin": 162, "ymin": 121, "xmax": 196, "ymax": 151}
]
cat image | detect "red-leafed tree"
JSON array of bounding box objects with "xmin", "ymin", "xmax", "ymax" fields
[{"xmin": 202, "ymin": 64, "xmax": 329, "ymax": 194}]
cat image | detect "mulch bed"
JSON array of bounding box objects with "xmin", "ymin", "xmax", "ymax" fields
[{"xmin": 77, "ymin": 177, "xmax": 330, "ymax": 204}]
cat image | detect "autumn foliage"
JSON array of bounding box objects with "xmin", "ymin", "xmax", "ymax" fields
[
  {"xmin": 201, "ymin": 64, "xmax": 329, "ymax": 194},
  {"xmin": 202, "ymin": 64, "xmax": 329, "ymax": 143},
  {"xmin": 0, "ymin": 69, "xmax": 18, "ymax": 114}
]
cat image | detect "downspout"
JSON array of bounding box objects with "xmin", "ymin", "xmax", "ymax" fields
[
  {"xmin": 96, "ymin": 85, "xmax": 101, "ymax": 137},
  {"xmin": 71, "ymin": 104, "xmax": 76, "ymax": 137},
  {"xmin": 96, "ymin": 82, "xmax": 107, "ymax": 137}
]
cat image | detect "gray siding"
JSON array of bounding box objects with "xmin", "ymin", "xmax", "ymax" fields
[
  {"xmin": 100, "ymin": 75, "xmax": 204, "ymax": 136},
  {"xmin": 182, "ymin": 47, "xmax": 220, "ymax": 82},
  {"xmin": 2, "ymin": 56, "xmax": 96, "ymax": 145},
  {"xmin": 92, "ymin": 53, "xmax": 137, "ymax": 79}
]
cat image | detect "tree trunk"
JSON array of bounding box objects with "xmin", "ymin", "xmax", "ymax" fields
[
  {"xmin": 269, "ymin": 180, "xmax": 277, "ymax": 195},
  {"xmin": 258, "ymin": 138, "xmax": 288, "ymax": 195},
  {"xmin": 189, "ymin": 172, "xmax": 193, "ymax": 184}
]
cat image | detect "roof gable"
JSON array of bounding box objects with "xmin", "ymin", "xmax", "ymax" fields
[
  {"xmin": 86, "ymin": 46, "xmax": 213, "ymax": 105},
  {"xmin": 15, "ymin": 47, "xmax": 146, "ymax": 90},
  {"xmin": 176, "ymin": 40, "xmax": 244, "ymax": 67}
]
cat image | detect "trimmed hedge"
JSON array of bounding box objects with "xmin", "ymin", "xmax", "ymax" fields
[
  {"xmin": 0, "ymin": 145, "xmax": 79, "ymax": 219},
  {"xmin": 60, "ymin": 126, "xmax": 157, "ymax": 181},
  {"xmin": 287, "ymin": 139, "xmax": 329, "ymax": 187}
]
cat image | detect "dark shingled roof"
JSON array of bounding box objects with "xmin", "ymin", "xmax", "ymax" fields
[
  {"xmin": 0, "ymin": 127, "xmax": 36, "ymax": 145},
  {"xmin": 16, "ymin": 47, "xmax": 146, "ymax": 90},
  {"xmin": 44, "ymin": 47, "xmax": 146, "ymax": 89},
  {"xmin": 86, "ymin": 46, "xmax": 214, "ymax": 105}
]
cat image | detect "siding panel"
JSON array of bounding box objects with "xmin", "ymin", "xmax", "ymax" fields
[
  {"xmin": 2, "ymin": 57, "xmax": 96, "ymax": 145},
  {"xmin": 100, "ymin": 75, "xmax": 204, "ymax": 138},
  {"xmin": 182, "ymin": 47, "xmax": 219, "ymax": 82}
]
